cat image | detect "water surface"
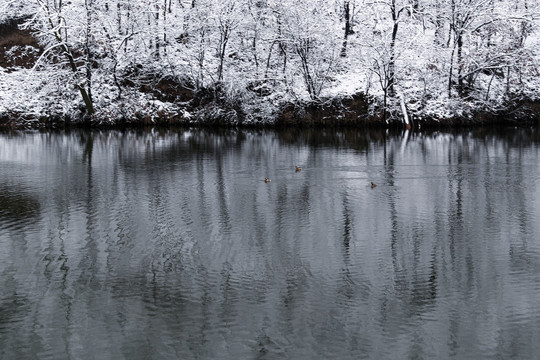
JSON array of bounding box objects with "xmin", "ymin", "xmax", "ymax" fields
[{"xmin": 1, "ymin": 128, "xmax": 540, "ymax": 359}]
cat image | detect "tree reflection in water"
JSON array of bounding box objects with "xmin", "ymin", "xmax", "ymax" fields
[{"xmin": 0, "ymin": 127, "xmax": 539, "ymax": 359}]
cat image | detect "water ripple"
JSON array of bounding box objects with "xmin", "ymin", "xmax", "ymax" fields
[{"xmin": 1, "ymin": 129, "xmax": 540, "ymax": 359}]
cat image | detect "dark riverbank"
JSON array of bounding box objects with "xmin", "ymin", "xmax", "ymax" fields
[{"xmin": 1, "ymin": 94, "xmax": 539, "ymax": 130}]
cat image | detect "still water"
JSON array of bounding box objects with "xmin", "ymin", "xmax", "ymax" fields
[{"xmin": 1, "ymin": 128, "xmax": 540, "ymax": 359}]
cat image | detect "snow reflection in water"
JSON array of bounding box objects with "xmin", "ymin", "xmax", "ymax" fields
[{"xmin": 0, "ymin": 127, "xmax": 540, "ymax": 359}]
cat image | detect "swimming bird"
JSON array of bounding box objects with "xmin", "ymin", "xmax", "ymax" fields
[
  {"xmin": 370, "ymin": 182, "xmax": 376, "ymax": 188},
  {"xmin": 295, "ymin": 166, "xmax": 302, "ymax": 172},
  {"xmin": 265, "ymin": 178, "xmax": 271, "ymax": 183}
]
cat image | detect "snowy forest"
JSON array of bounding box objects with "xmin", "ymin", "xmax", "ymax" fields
[{"xmin": 1, "ymin": 0, "xmax": 540, "ymax": 127}]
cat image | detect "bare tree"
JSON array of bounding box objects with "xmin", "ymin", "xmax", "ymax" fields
[{"xmin": 29, "ymin": 0, "xmax": 95, "ymax": 114}]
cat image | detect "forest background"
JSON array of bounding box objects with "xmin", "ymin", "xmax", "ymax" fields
[{"xmin": 1, "ymin": 0, "xmax": 539, "ymax": 127}]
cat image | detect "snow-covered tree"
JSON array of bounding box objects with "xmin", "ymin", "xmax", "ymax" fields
[
  {"xmin": 2, "ymin": 0, "xmax": 539, "ymax": 123},
  {"xmin": 28, "ymin": 0, "xmax": 97, "ymax": 114}
]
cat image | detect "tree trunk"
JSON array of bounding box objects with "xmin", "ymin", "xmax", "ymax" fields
[
  {"xmin": 116, "ymin": 1, "xmax": 122, "ymax": 35},
  {"xmin": 277, "ymin": 16, "xmax": 287, "ymax": 75},
  {"xmin": 448, "ymin": 49, "xmax": 454, "ymax": 97},
  {"xmin": 163, "ymin": 0, "xmax": 168, "ymax": 56},
  {"xmin": 388, "ymin": 1, "xmax": 398, "ymax": 97},
  {"xmin": 433, "ymin": 0, "xmax": 444, "ymax": 45},
  {"xmin": 456, "ymin": 32, "xmax": 463, "ymax": 95},
  {"xmin": 84, "ymin": 0, "xmax": 94, "ymax": 115},
  {"xmin": 154, "ymin": 2, "xmax": 160, "ymax": 59},
  {"xmin": 217, "ymin": 27, "xmax": 229, "ymax": 82},
  {"xmin": 341, "ymin": 1, "xmax": 351, "ymax": 57},
  {"xmin": 297, "ymin": 41, "xmax": 316, "ymax": 99}
]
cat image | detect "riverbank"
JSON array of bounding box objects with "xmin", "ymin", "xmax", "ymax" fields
[
  {"xmin": 2, "ymin": 82, "xmax": 539, "ymax": 130},
  {"xmin": 2, "ymin": 63, "xmax": 539, "ymax": 129},
  {"xmin": 2, "ymin": 14, "xmax": 540, "ymax": 130}
]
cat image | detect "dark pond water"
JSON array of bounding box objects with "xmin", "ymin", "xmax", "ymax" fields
[{"xmin": 1, "ymin": 127, "xmax": 540, "ymax": 359}]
